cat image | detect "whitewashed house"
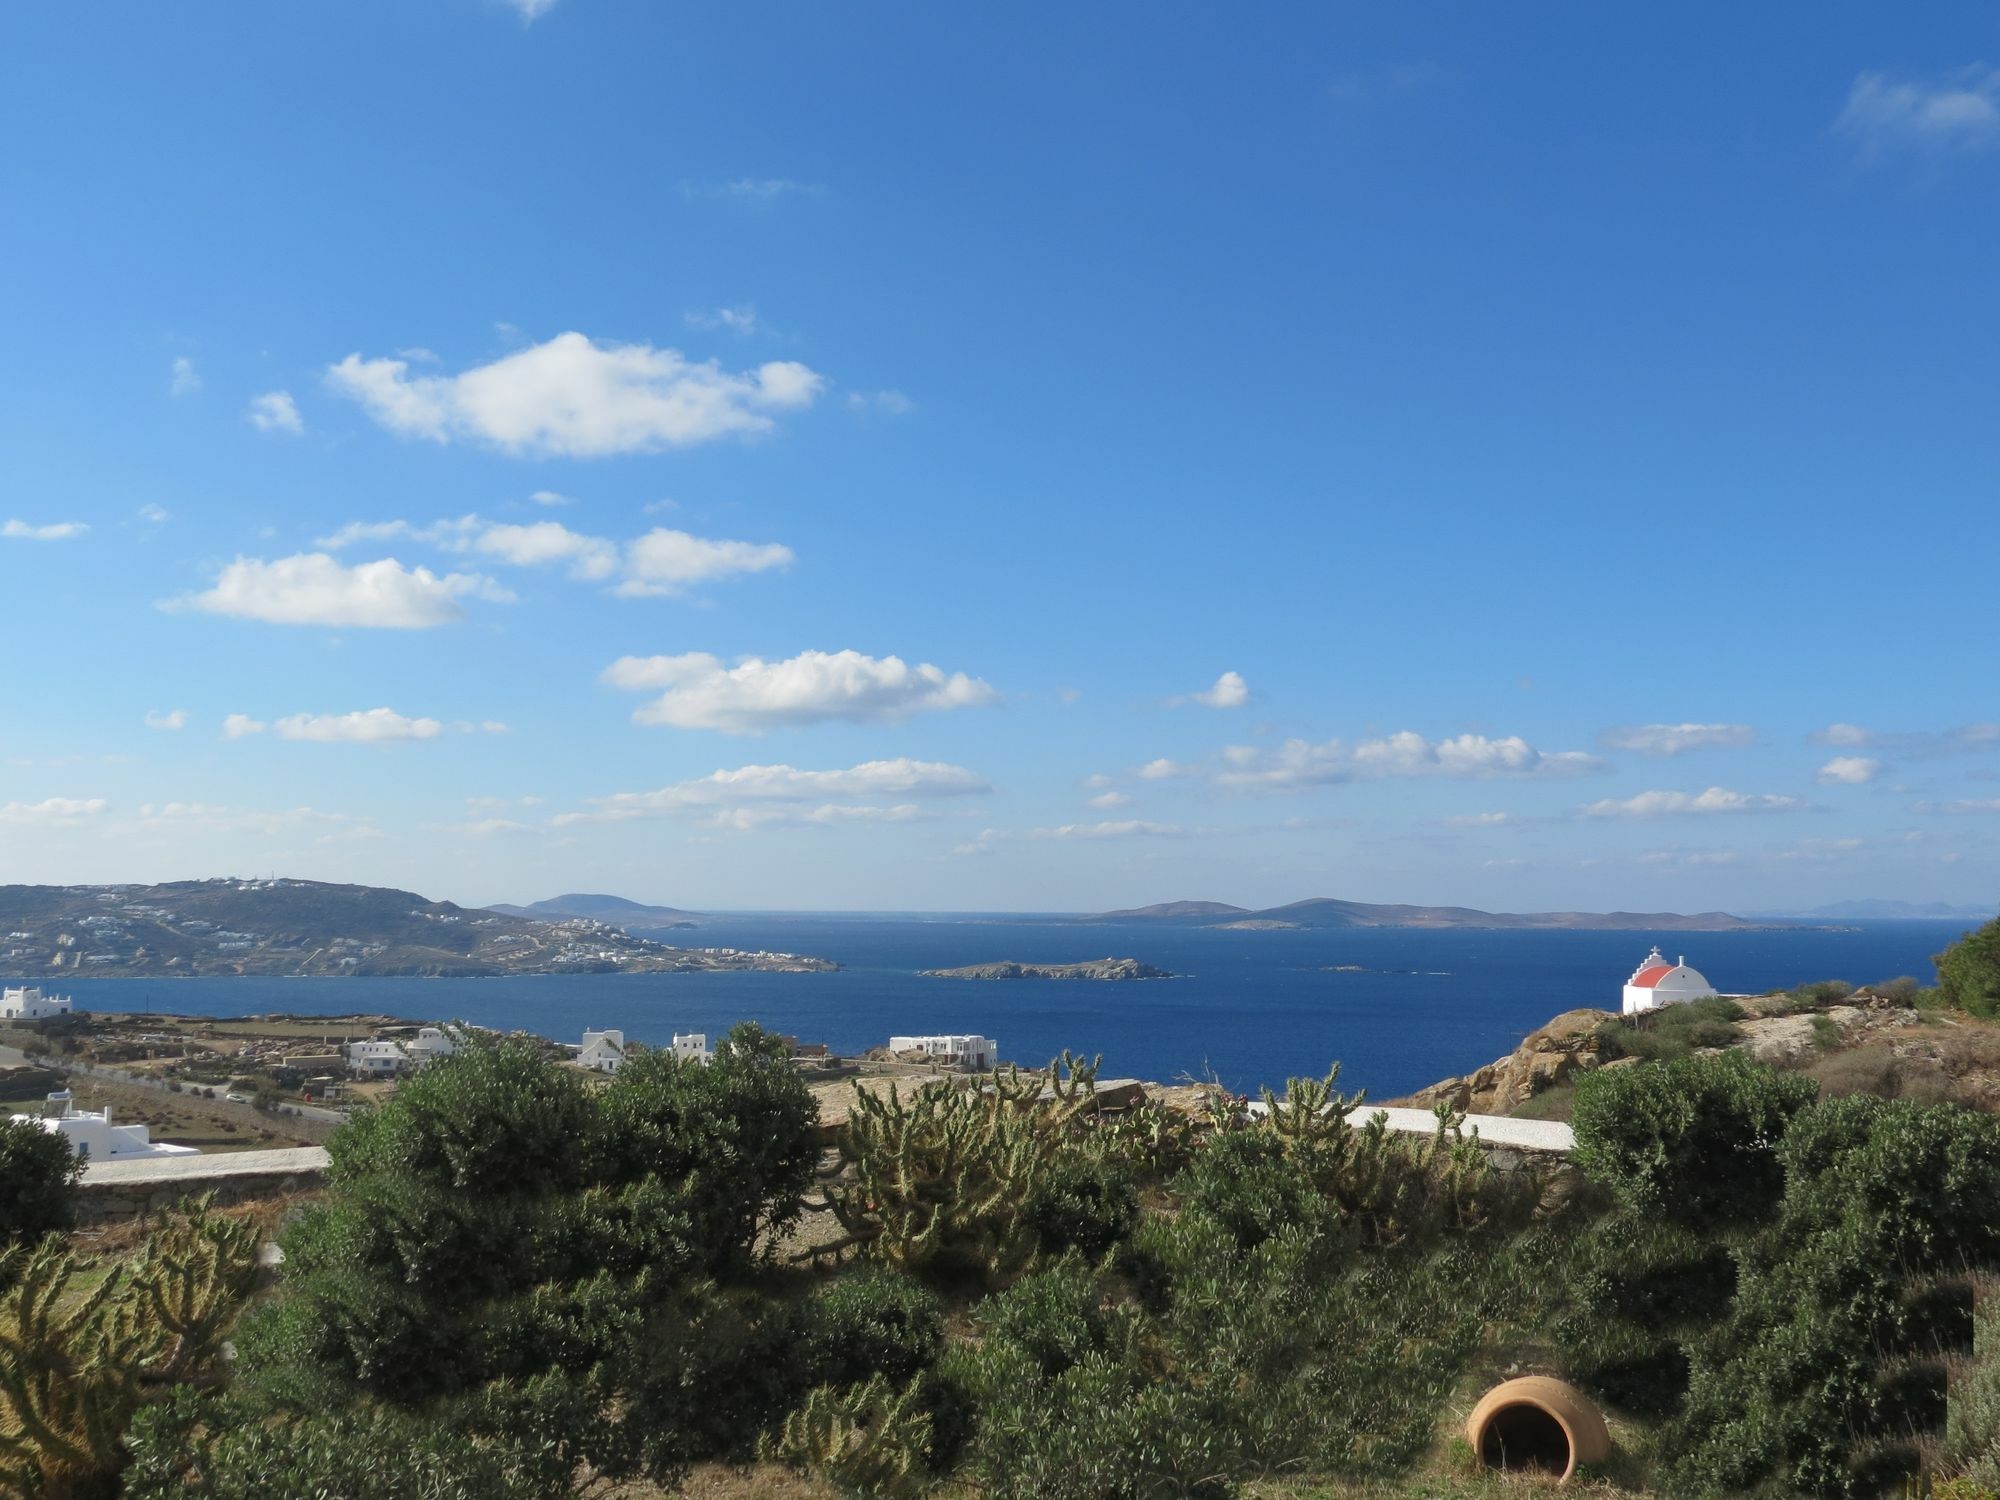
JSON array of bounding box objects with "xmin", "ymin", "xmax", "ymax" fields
[
  {"xmin": 1622, "ymin": 947, "xmax": 1719, "ymax": 1015},
  {"xmin": 345, "ymin": 1026, "xmax": 460, "ymax": 1076},
  {"xmin": 346, "ymin": 1040, "xmax": 408, "ymax": 1077},
  {"xmin": 1, "ymin": 986, "xmax": 73, "ymax": 1020},
  {"xmin": 889, "ymin": 1034, "xmax": 1000, "ymax": 1069},
  {"xmin": 673, "ymin": 1033, "xmax": 713, "ymax": 1064},
  {"xmin": 405, "ymin": 1027, "xmax": 460, "ymax": 1064},
  {"xmin": 8, "ymin": 1091, "xmax": 197, "ymax": 1162},
  {"xmin": 579, "ymin": 1029, "xmax": 626, "ymax": 1073}
]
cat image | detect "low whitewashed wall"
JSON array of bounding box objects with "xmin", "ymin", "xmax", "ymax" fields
[{"xmin": 77, "ymin": 1146, "xmax": 331, "ymax": 1224}]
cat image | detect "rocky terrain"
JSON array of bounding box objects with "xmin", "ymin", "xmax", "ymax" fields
[
  {"xmin": 1399, "ymin": 984, "xmax": 1998, "ymax": 1118},
  {"xmin": 920, "ymin": 957, "xmax": 1174, "ymax": 981},
  {"xmin": 0, "ymin": 879, "xmax": 834, "ymax": 979}
]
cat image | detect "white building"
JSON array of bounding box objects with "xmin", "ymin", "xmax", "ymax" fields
[
  {"xmin": 580, "ymin": 1029, "xmax": 626, "ymax": 1073},
  {"xmin": 8, "ymin": 1091, "xmax": 198, "ymax": 1162},
  {"xmin": 405, "ymin": 1027, "xmax": 459, "ymax": 1064},
  {"xmin": 346, "ymin": 1040, "xmax": 408, "ymax": 1076},
  {"xmin": 345, "ymin": 1026, "xmax": 460, "ymax": 1076},
  {"xmin": 673, "ymin": 1032, "xmax": 713, "ymax": 1064},
  {"xmin": 889, "ymin": 1034, "xmax": 1000, "ymax": 1070},
  {"xmin": 1, "ymin": 986, "xmax": 73, "ymax": 1021},
  {"xmin": 1622, "ymin": 947, "xmax": 1719, "ymax": 1015}
]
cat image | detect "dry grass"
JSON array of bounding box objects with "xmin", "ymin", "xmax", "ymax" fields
[{"xmin": 55, "ymin": 1074, "xmax": 329, "ymax": 1153}]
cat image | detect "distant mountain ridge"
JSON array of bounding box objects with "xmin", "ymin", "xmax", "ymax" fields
[
  {"xmin": 1077, "ymin": 896, "xmax": 1787, "ymax": 932},
  {"xmin": 1758, "ymin": 899, "xmax": 1996, "ymax": 922},
  {"xmin": 488, "ymin": 893, "xmax": 701, "ymax": 928},
  {"xmin": 0, "ymin": 879, "xmax": 825, "ymax": 978}
]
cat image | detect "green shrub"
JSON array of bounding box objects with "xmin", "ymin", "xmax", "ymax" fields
[
  {"xmin": 805, "ymin": 1269, "xmax": 945, "ymax": 1388},
  {"xmin": 0, "ymin": 1117, "xmax": 81, "ymax": 1254},
  {"xmin": 599, "ymin": 1021, "xmax": 821, "ymax": 1275},
  {"xmin": 1028, "ymin": 1158, "xmax": 1139, "ymax": 1259},
  {"xmin": 1572, "ymin": 1050, "xmax": 1817, "ymax": 1230},
  {"xmin": 1669, "ymin": 1097, "xmax": 2000, "ymax": 1495},
  {"xmin": 124, "ymin": 1387, "xmax": 582, "ymax": 1500},
  {"xmin": 1595, "ymin": 995, "xmax": 1745, "ymax": 1061},
  {"xmin": 1940, "ymin": 917, "xmax": 2000, "ymax": 1019},
  {"xmin": 1172, "ymin": 1128, "xmax": 1328, "ymax": 1251}
]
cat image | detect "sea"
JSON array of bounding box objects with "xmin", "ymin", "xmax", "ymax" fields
[{"xmin": 39, "ymin": 916, "xmax": 1982, "ymax": 1098}]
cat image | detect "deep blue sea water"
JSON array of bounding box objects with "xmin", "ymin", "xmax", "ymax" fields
[{"xmin": 39, "ymin": 916, "xmax": 1981, "ymax": 1097}]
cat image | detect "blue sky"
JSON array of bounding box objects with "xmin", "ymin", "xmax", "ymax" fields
[{"xmin": 2, "ymin": 2, "xmax": 1998, "ymax": 913}]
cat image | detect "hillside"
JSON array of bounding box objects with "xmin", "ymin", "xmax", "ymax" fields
[
  {"xmin": 1079, "ymin": 895, "xmax": 1787, "ymax": 931},
  {"xmin": 0, "ymin": 879, "xmax": 832, "ymax": 978},
  {"xmin": 487, "ymin": 893, "xmax": 701, "ymax": 929}
]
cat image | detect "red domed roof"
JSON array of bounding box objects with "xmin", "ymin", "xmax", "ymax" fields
[{"xmin": 1630, "ymin": 963, "xmax": 1676, "ymax": 989}]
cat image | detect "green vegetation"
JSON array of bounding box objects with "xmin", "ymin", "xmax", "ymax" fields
[
  {"xmin": 1939, "ymin": 915, "xmax": 2000, "ymax": 1019},
  {"xmin": 17, "ymin": 1006, "xmax": 2000, "ymax": 1498},
  {"xmin": 1593, "ymin": 995, "xmax": 1746, "ymax": 1062},
  {"xmin": 0, "ymin": 1121, "xmax": 81, "ymax": 1257}
]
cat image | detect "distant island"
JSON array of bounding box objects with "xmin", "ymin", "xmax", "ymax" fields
[
  {"xmin": 922, "ymin": 958, "xmax": 1175, "ymax": 982},
  {"xmin": 1079, "ymin": 896, "xmax": 1792, "ymax": 932},
  {"xmin": 1754, "ymin": 899, "xmax": 1996, "ymax": 922},
  {"xmin": 0, "ymin": 879, "xmax": 834, "ymax": 978},
  {"xmin": 488, "ymin": 893, "xmax": 702, "ymax": 930}
]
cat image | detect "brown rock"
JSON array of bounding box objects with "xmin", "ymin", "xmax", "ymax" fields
[{"xmin": 1400, "ymin": 1008, "xmax": 1616, "ymax": 1115}]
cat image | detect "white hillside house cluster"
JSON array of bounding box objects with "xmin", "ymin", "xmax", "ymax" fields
[
  {"xmin": 2, "ymin": 986, "xmax": 72, "ymax": 1020},
  {"xmin": 890, "ymin": 1034, "xmax": 1000, "ymax": 1070},
  {"xmin": 8, "ymin": 1091, "xmax": 197, "ymax": 1162},
  {"xmin": 1622, "ymin": 947, "xmax": 1719, "ymax": 1015},
  {"xmin": 344, "ymin": 1026, "xmax": 460, "ymax": 1077}
]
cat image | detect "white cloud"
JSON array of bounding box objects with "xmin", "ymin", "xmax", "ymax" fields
[
  {"xmin": 326, "ymin": 332, "xmax": 824, "ymax": 457},
  {"xmin": 1915, "ymin": 798, "xmax": 2000, "ymax": 815},
  {"xmin": 168, "ymin": 553, "xmax": 510, "ymax": 628},
  {"xmin": 0, "ymin": 796, "xmax": 107, "ymax": 825},
  {"xmin": 1444, "ymin": 811, "xmax": 1514, "ymax": 827},
  {"xmin": 318, "ymin": 514, "xmax": 790, "ymax": 597},
  {"xmin": 1173, "ymin": 671, "xmax": 1249, "ymax": 710},
  {"xmin": 1217, "ymin": 732, "xmax": 1602, "ymax": 790},
  {"xmin": 473, "ymin": 520, "xmax": 619, "ymax": 580},
  {"xmin": 558, "ymin": 758, "xmax": 987, "ymax": 829},
  {"xmin": 1837, "ymin": 67, "xmax": 2000, "ymax": 155},
  {"xmin": 846, "ymin": 389, "xmax": 915, "ymax": 415},
  {"xmin": 529, "ymin": 489, "xmax": 574, "ymax": 506},
  {"xmin": 222, "ymin": 714, "xmax": 266, "ymax": 739},
  {"xmin": 497, "ymin": 0, "xmax": 558, "ymax": 20},
  {"xmin": 2, "ymin": 519, "xmax": 88, "ymax": 541},
  {"xmin": 138, "ymin": 503, "xmax": 171, "ymax": 524},
  {"xmin": 144, "ymin": 709, "xmax": 189, "ymax": 732},
  {"xmin": 1598, "ymin": 723, "xmax": 1754, "ymax": 756},
  {"xmin": 1089, "ymin": 791, "xmax": 1131, "ymax": 810},
  {"xmin": 1818, "ymin": 756, "xmax": 1883, "ymax": 786},
  {"xmin": 617, "ymin": 528, "xmax": 794, "ymax": 596},
  {"xmin": 1032, "ymin": 820, "xmax": 1184, "ymax": 840},
  {"xmin": 1137, "ymin": 758, "xmax": 1193, "ymax": 780},
  {"xmin": 603, "ymin": 649, "xmax": 994, "ymax": 733},
  {"xmin": 247, "ymin": 390, "xmax": 303, "ymax": 434},
  {"xmin": 169, "ymin": 357, "xmax": 201, "ymax": 397},
  {"xmin": 1582, "ymin": 786, "xmax": 1812, "ymax": 818},
  {"xmin": 1810, "ymin": 722, "xmax": 2000, "ymax": 756},
  {"xmin": 686, "ymin": 305, "xmax": 760, "ymax": 334},
  {"xmin": 270, "ymin": 709, "xmax": 445, "ymax": 743}
]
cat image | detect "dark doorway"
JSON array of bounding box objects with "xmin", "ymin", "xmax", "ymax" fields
[{"xmin": 1478, "ymin": 1401, "xmax": 1573, "ymax": 1474}]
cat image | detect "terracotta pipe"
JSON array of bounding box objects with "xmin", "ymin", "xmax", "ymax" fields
[{"xmin": 1465, "ymin": 1376, "xmax": 1611, "ymax": 1480}]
